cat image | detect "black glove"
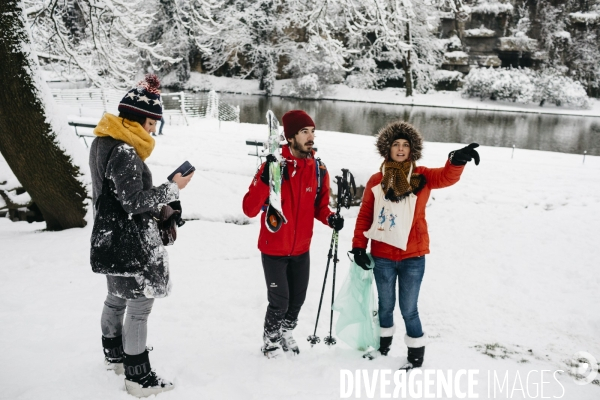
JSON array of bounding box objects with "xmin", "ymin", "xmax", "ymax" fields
[
  {"xmin": 328, "ymin": 213, "xmax": 344, "ymax": 231},
  {"xmin": 168, "ymin": 200, "xmax": 185, "ymax": 227},
  {"xmin": 350, "ymin": 248, "xmax": 372, "ymax": 270},
  {"xmin": 158, "ymin": 204, "xmax": 181, "ymax": 246},
  {"xmin": 449, "ymin": 143, "xmax": 480, "ymax": 166},
  {"xmin": 260, "ymin": 154, "xmax": 277, "ymax": 184}
]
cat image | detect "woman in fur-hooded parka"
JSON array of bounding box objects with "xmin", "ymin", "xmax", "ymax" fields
[{"xmin": 351, "ymin": 121, "xmax": 479, "ymax": 371}]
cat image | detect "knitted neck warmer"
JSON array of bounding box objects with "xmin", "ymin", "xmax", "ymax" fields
[
  {"xmin": 380, "ymin": 160, "xmax": 425, "ymax": 201},
  {"xmin": 93, "ymin": 113, "xmax": 155, "ymax": 161}
]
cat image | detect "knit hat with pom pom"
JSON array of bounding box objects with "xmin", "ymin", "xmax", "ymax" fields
[{"xmin": 118, "ymin": 74, "xmax": 163, "ymax": 120}]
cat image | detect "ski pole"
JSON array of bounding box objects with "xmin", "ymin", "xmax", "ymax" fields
[
  {"xmin": 307, "ymin": 231, "xmax": 336, "ymax": 346},
  {"xmin": 324, "ymin": 230, "xmax": 339, "ymax": 346},
  {"xmin": 308, "ymin": 169, "xmax": 356, "ymax": 346},
  {"xmin": 324, "ymin": 174, "xmax": 346, "ymax": 346}
]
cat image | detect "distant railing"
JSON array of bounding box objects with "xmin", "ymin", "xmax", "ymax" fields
[{"xmin": 51, "ymin": 89, "xmax": 240, "ymax": 125}]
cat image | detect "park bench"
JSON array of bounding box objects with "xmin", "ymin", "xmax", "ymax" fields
[
  {"xmin": 68, "ymin": 121, "xmax": 97, "ymax": 148},
  {"xmin": 246, "ymin": 140, "xmax": 318, "ymax": 162}
]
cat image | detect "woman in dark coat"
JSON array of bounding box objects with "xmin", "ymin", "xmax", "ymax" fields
[{"xmin": 89, "ymin": 75, "xmax": 193, "ymax": 397}]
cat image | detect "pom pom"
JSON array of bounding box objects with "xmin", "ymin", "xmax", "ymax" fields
[{"xmin": 138, "ymin": 74, "xmax": 161, "ymax": 94}]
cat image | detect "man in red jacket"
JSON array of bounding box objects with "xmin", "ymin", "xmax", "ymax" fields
[{"xmin": 242, "ymin": 110, "xmax": 344, "ymax": 358}]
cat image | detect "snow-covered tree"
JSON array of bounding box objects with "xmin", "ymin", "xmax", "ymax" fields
[
  {"xmin": 346, "ymin": 0, "xmax": 445, "ymax": 95},
  {"xmin": 536, "ymin": 0, "xmax": 600, "ymax": 96},
  {"xmin": 288, "ymin": 0, "xmax": 446, "ymax": 95},
  {"xmin": 0, "ymin": 0, "xmax": 182, "ymax": 230},
  {"xmin": 198, "ymin": 0, "xmax": 295, "ymax": 96},
  {"xmin": 1, "ymin": 0, "xmax": 89, "ymax": 230},
  {"xmin": 26, "ymin": 0, "xmax": 179, "ymax": 88},
  {"xmin": 139, "ymin": 0, "xmax": 221, "ymax": 86},
  {"xmin": 565, "ymin": 0, "xmax": 600, "ymax": 96}
]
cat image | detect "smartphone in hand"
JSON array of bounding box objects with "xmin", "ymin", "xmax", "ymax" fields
[{"xmin": 168, "ymin": 161, "xmax": 195, "ymax": 182}]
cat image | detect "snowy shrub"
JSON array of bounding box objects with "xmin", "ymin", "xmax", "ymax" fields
[
  {"xmin": 345, "ymin": 74, "xmax": 376, "ymax": 90},
  {"xmin": 345, "ymin": 58, "xmax": 379, "ymax": 89},
  {"xmin": 434, "ymin": 70, "xmax": 463, "ymax": 83},
  {"xmin": 463, "ymin": 67, "xmax": 533, "ymax": 103},
  {"xmin": 463, "ymin": 67, "xmax": 591, "ymax": 108},
  {"xmin": 281, "ymin": 74, "xmax": 322, "ymax": 99},
  {"xmin": 462, "ymin": 67, "xmax": 496, "ymax": 99},
  {"xmin": 533, "ymin": 71, "xmax": 591, "ymax": 109},
  {"xmin": 284, "ymin": 46, "xmax": 345, "ymax": 86},
  {"xmin": 489, "ymin": 68, "xmax": 534, "ymax": 103},
  {"xmin": 434, "ymin": 70, "xmax": 463, "ymax": 91}
]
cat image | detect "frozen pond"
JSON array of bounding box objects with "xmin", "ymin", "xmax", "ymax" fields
[{"xmin": 213, "ymin": 93, "xmax": 600, "ymax": 156}]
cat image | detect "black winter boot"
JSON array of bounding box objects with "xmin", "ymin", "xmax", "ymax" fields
[
  {"xmin": 399, "ymin": 346, "xmax": 425, "ymax": 370},
  {"xmin": 102, "ymin": 335, "xmax": 124, "ymax": 375},
  {"xmin": 363, "ymin": 325, "xmax": 395, "ymax": 360},
  {"xmin": 399, "ymin": 333, "xmax": 427, "ymax": 371},
  {"xmin": 379, "ymin": 336, "xmax": 393, "ymax": 356},
  {"xmin": 123, "ymin": 350, "xmax": 174, "ymax": 398}
]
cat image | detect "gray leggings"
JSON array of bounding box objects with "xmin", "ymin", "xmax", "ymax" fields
[{"xmin": 101, "ymin": 293, "xmax": 154, "ymax": 356}]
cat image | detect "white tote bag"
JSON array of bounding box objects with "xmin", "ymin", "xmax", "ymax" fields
[{"xmin": 364, "ymin": 165, "xmax": 417, "ymax": 250}]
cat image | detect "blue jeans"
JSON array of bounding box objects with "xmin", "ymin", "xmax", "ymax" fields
[{"xmin": 372, "ymin": 256, "xmax": 425, "ymax": 338}]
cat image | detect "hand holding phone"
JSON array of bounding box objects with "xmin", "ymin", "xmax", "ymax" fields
[{"xmin": 168, "ymin": 161, "xmax": 195, "ymax": 182}]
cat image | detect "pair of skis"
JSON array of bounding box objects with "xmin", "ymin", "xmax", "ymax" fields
[{"xmin": 264, "ymin": 110, "xmax": 287, "ymax": 233}]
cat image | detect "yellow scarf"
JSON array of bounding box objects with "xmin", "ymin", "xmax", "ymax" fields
[{"xmin": 93, "ymin": 113, "xmax": 155, "ymax": 161}]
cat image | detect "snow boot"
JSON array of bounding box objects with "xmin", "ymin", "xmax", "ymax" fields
[
  {"xmin": 379, "ymin": 336, "xmax": 393, "ymax": 356},
  {"xmin": 102, "ymin": 335, "xmax": 124, "ymax": 375},
  {"xmin": 363, "ymin": 325, "xmax": 394, "ymax": 360},
  {"xmin": 281, "ymin": 319, "xmax": 299, "ymax": 354},
  {"xmin": 262, "ymin": 331, "xmax": 285, "ymax": 359},
  {"xmin": 123, "ymin": 350, "xmax": 174, "ymax": 398},
  {"xmin": 399, "ymin": 333, "xmax": 427, "ymax": 371}
]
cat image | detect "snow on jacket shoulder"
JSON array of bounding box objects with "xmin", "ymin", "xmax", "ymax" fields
[
  {"xmin": 242, "ymin": 145, "xmax": 333, "ymax": 256},
  {"xmin": 89, "ymin": 136, "xmax": 179, "ymax": 299},
  {"xmin": 352, "ymin": 160, "xmax": 464, "ymax": 261},
  {"xmin": 90, "ymin": 137, "xmax": 179, "ymax": 216}
]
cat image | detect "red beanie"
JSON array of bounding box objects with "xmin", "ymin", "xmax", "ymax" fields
[{"xmin": 282, "ymin": 110, "xmax": 315, "ymax": 140}]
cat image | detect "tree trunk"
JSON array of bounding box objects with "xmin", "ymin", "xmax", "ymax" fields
[
  {"xmin": 403, "ymin": 21, "xmax": 413, "ymax": 97},
  {"xmin": 0, "ymin": 1, "xmax": 88, "ymax": 230}
]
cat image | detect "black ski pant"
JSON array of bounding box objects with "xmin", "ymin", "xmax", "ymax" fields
[{"xmin": 262, "ymin": 251, "xmax": 310, "ymax": 338}]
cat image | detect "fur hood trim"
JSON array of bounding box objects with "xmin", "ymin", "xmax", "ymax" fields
[{"xmin": 376, "ymin": 121, "xmax": 423, "ymax": 162}]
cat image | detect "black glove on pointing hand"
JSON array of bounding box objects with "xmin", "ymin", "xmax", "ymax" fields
[
  {"xmin": 449, "ymin": 143, "xmax": 480, "ymax": 166},
  {"xmin": 260, "ymin": 154, "xmax": 278, "ymax": 185},
  {"xmin": 350, "ymin": 248, "xmax": 372, "ymax": 270},
  {"xmin": 328, "ymin": 213, "xmax": 344, "ymax": 231}
]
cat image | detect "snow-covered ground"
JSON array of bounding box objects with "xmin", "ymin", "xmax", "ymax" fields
[
  {"xmin": 175, "ymin": 72, "xmax": 600, "ymax": 117},
  {"xmin": 1, "ymin": 112, "xmax": 600, "ymax": 399}
]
